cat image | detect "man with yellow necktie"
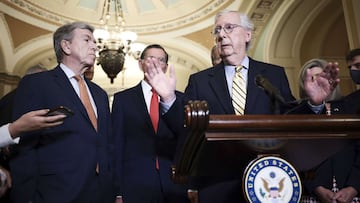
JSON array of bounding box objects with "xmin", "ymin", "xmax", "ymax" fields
[{"xmin": 144, "ymin": 10, "xmax": 339, "ymax": 203}]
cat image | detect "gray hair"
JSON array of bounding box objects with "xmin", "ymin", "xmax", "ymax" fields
[
  {"xmin": 53, "ymin": 22, "xmax": 94, "ymax": 63},
  {"xmin": 214, "ymin": 10, "xmax": 254, "ymax": 50}
]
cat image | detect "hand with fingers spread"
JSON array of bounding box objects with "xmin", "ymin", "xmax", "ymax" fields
[
  {"xmin": 304, "ymin": 62, "xmax": 340, "ymax": 105},
  {"xmin": 112, "ymin": 44, "xmax": 189, "ymax": 203},
  {"xmin": 144, "ymin": 57, "xmax": 177, "ymax": 103}
]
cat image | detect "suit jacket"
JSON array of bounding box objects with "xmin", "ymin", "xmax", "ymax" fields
[
  {"xmin": 288, "ymin": 90, "xmax": 360, "ymax": 195},
  {"xmin": 322, "ymin": 91, "xmax": 360, "ymax": 193},
  {"xmin": 10, "ymin": 66, "xmax": 114, "ymax": 203},
  {"xmin": 0, "ymin": 89, "xmax": 16, "ymax": 126},
  {"xmin": 163, "ymin": 58, "xmax": 295, "ymax": 203},
  {"xmin": 184, "ymin": 58, "xmax": 294, "ymax": 114},
  {"xmin": 0, "ymin": 89, "xmax": 16, "ymax": 166},
  {"xmin": 286, "ymin": 90, "xmax": 360, "ymax": 115},
  {"xmin": 111, "ymin": 83, "xmax": 188, "ymax": 203},
  {"xmin": 0, "ymin": 86, "xmax": 16, "ymax": 203},
  {"xmin": 164, "ymin": 58, "xmax": 295, "ymax": 150}
]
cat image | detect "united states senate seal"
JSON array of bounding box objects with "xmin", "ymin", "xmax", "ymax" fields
[{"xmin": 243, "ymin": 155, "xmax": 301, "ymax": 203}]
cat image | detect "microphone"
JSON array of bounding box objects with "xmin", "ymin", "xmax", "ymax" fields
[{"xmin": 255, "ymin": 75, "xmax": 285, "ymax": 105}]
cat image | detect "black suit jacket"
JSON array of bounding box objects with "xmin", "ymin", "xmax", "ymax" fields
[
  {"xmin": 0, "ymin": 85, "xmax": 17, "ymax": 202},
  {"xmin": 0, "ymin": 89, "xmax": 16, "ymax": 126},
  {"xmin": 10, "ymin": 66, "xmax": 114, "ymax": 203},
  {"xmin": 111, "ymin": 83, "xmax": 188, "ymax": 203},
  {"xmin": 289, "ymin": 90, "xmax": 360, "ymax": 195}
]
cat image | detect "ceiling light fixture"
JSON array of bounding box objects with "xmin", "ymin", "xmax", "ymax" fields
[{"xmin": 93, "ymin": 0, "xmax": 139, "ymax": 84}]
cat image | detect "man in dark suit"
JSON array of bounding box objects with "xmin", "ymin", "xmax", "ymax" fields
[
  {"xmin": 0, "ymin": 65, "xmax": 47, "ymax": 128},
  {"xmin": 9, "ymin": 22, "xmax": 114, "ymax": 202},
  {"xmin": 112, "ymin": 44, "xmax": 189, "ymax": 203},
  {"xmin": 144, "ymin": 10, "xmax": 339, "ymax": 203}
]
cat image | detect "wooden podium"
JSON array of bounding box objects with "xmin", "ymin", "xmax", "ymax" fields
[{"xmin": 172, "ymin": 100, "xmax": 360, "ymax": 185}]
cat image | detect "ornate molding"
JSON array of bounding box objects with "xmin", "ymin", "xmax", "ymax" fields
[
  {"xmin": 8, "ymin": 0, "xmax": 72, "ymax": 25},
  {"xmin": 248, "ymin": 0, "xmax": 283, "ymax": 52},
  {"xmin": 7, "ymin": 0, "xmax": 229, "ymax": 34},
  {"xmin": 0, "ymin": 72, "xmax": 21, "ymax": 85}
]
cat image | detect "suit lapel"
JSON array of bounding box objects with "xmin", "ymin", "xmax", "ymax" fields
[
  {"xmin": 51, "ymin": 66, "xmax": 81, "ymax": 107},
  {"xmin": 133, "ymin": 83, "xmax": 155, "ymax": 132},
  {"xmin": 208, "ymin": 65, "xmax": 234, "ymax": 114},
  {"xmin": 246, "ymin": 58, "xmax": 267, "ymax": 113},
  {"xmin": 51, "ymin": 66, "xmax": 96, "ymax": 129}
]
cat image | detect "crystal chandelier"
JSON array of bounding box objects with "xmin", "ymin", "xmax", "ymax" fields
[{"xmin": 94, "ymin": 0, "xmax": 138, "ymax": 84}]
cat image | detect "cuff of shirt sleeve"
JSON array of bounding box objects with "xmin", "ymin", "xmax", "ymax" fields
[
  {"xmin": 160, "ymin": 96, "xmax": 176, "ymax": 114},
  {"xmin": 307, "ymin": 100, "xmax": 325, "ymax": 114},
  {"xmin": 0, "ymin": 124, "xmax": 20, "ymax": 147}
]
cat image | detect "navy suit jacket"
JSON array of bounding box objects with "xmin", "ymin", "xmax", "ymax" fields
[
  {"xmin": 184, "ymin": 58, "xmax": 294, "ymax": 114},
  {"xmin": 111, "ymin": 83, "xmax": 188, "ymax": 203},
  {"xmin": 10, "ymin": 66, "xmax": 113, "ymax": 203},
  {"xmin": 161, "ymin": 58, "xmax": 295, "ymax": 203},
  {"xmin": 0, "ymin": 89, "xmax": 16, "ymax": 126},
  {"xmin": 164, "ymin": 58, "xmax": 295, "ymax": 135}
]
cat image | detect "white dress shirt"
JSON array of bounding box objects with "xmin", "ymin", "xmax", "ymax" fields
[
  {"xmin": 60, "ymin": 64, "xmax": 98, "ymax": 117},
  {"xmin": 0, "ymin": 124, "xmax": 19, "ymax": 148}
]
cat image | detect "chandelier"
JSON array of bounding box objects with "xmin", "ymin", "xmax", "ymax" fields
[{"xmin": 94, "ymin": 0, "xmax": 138, "ymax": 84}]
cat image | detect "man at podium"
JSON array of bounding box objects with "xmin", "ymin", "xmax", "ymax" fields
[{"xmin": 145, "ymin": 10, "xmax": 339, "ymax": 203}]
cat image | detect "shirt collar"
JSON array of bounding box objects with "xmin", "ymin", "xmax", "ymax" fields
[
  {"xmin": 60, "ymin": 63, "xmax": 82, "ymax": 79},
  {"xmin": 141, "ymin": 80, "xmax": 152, "ymax": 93},
  {"xmin": 224, "ymin": 55, "xmax": 249, "ymax": 71}
]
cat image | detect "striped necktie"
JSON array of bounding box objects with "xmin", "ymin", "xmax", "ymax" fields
[{"xmin": 232, "ymin": 65, "xmax": 246, "ymax": 115}]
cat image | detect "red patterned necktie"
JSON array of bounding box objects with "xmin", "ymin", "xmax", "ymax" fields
[
  {"xmin": 150, "ymin": 89, "xmax": 159, "ymax": 133},
  {"xmin": 150, "ymin": 89, "xmax": 160, "ymax": 170}
]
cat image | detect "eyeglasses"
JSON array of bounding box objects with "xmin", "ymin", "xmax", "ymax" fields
[
  {"xmin": 211, "ymin": 24, "xmax": 242, "ymax": 36},
  {"xmin": 348, "ymin": 63, "xmax": 360, "ymax": 69},
  {"xmin": 143, "ymin": 56, "xmax": 167, "ymax": 65}
]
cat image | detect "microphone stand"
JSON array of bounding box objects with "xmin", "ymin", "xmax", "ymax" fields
[{"xmin": 271, "ymin": 96, "xmax": 281, "ymax": 115}]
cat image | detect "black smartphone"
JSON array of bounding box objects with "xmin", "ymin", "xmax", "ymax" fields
[{"xmin": 47, "ymin": 106, "xmax": 74, "ymax": 117}]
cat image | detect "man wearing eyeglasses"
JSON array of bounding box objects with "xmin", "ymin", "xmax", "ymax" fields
[
  {"xmin": 112, "ymin": 44, "xmax": 189, "ymax": 203},
  {"xmin": 145, "ymin": 10, "xmax": 339, "ymax": 203}
]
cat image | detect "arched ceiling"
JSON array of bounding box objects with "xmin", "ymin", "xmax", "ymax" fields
[
  {"xmin": 0, "ymin": 0, "xmax": 356, "ymax": 96},
  {"xmin": 0, "ymin": 0, "xmax": 272, "ymax": 94}
]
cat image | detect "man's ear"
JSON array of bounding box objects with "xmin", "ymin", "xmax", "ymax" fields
[
  {"xmin": 245, "ymin": 30, "xmax": 252, "ymax": 43},
  {"xmin": 138, "ymin": 59, "xmax": 145, "ymax": 72},
  {"xmin": 61, "ymin": 40, "xmax": 71, "ymax": 55}
]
